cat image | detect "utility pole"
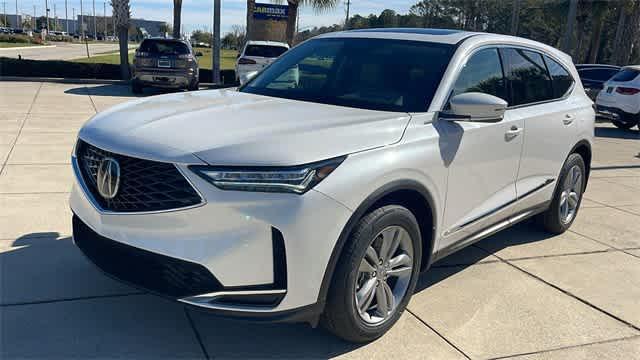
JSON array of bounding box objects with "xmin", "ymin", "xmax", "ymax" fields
[
  {"xmin": 212, "ymin": 0, "xmax": 221, "ymax": 85},
  {"xmin": 65, "ymin": 0, "xmax": 68, "ymax": 33},
  {"xmin": 344, "ymin": 0, "xmax": 350, "ymax": 30},
  {"xmin": 92, "ymin": 0, "xmax": 96, "ymax": 39},
  {"xmin": 33, "ymin": 5, "xmax": 36, "ymax": 30}
]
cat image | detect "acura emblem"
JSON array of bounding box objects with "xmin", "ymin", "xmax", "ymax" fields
[{"xmin": 96, "ymin": 157, "xmax": 120, "ymax": 199}]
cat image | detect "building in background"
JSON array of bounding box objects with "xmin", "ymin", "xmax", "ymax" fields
[{"xmin": 75, "ymin": 15, "xmax": 167, "ymax": 39}]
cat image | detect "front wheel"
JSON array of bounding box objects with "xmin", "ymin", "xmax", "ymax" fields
[
  {"xmin": 538, "ymin": 153, "xmax": 586, "ymax": 234},
  {"xmin": 321, "ymin": 205, "xmax": 422, "ymax": 343}
]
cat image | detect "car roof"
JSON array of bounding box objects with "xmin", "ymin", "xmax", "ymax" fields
[
  {"xmin": 623, "ymin": 65, "xmax": 640, "ymax": 71},
  {"xmin": 246, "ymin": 40, "xmax": 289, "ymax": 48},
  {"xmin": 317, "ymin": 28, "xmax": 477, "ymax": 45},
  {"xmin": 575, "ymin": 64, "xmax": 620, "ymax": 69}
]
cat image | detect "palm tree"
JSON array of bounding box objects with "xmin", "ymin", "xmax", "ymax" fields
[
  {"xmin": 111, "ymin": 0, "xmax": 130, "ymax": 80},
  {"xmin": 284, "ymin": 0, "xmax": 339, "ymax": 45},
  {"xmin": 247, "ymin": 0, "xmax": 255, "ymax": 41},
  {"xmin": 173, "ymin": 0, "xmax": 182, "ymax": 39}
]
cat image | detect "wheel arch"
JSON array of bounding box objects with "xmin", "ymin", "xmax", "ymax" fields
[
  {"xmin": 316, "ymin": 180, "xmax": 438, "ymax": 307},
  {"xmin": 570, "ymin": 139, "xmax": 592, "ymax": 186}
]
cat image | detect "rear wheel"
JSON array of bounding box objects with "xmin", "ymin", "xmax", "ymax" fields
[
  {"xmin": 612, "ymin": 119, "xmax": 637, "ymax": 130},
  {"xmin": 538, "ymin": 153, "xmax": 586, "ymax": 234},
  {"xmin": 322, "ymin": 205, "xmax": 422, "ymax": 343}
]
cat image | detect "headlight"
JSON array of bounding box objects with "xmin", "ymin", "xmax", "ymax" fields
[{"xmin": 190, "ymin": 156, "xmax": 346, "ymax": 194}]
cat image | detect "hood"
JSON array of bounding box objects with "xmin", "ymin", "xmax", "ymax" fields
[{"xmin": 79, "ymin": 89, "xmax": 411, "ymax": 166}]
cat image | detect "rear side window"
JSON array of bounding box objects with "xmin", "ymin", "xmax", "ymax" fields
[
  {"xmin": 451, "ymin": 48, "xmax": 507, "ymax": 101},
  {"xmin": 244, "ymin": 45, "xmax": 289, "ymax": 58},
  {"xmin": 544, "ymin": 56, "xmax": 574, "ymax": 98},
  {"xmin": 139, "ymin": 40, "xmax": 190, "ymax": 55},
  {"xmin": 501, "ymin": 48, "xmax": 553, "ymax": 106},
  {"xmin": 611, "ymin": 69, "xmax": 640, "ymax": 82}
]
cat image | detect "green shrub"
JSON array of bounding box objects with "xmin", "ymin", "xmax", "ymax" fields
[{"xmin": 0, "ymin": 34, "xmax": 34, "ymax": 44}]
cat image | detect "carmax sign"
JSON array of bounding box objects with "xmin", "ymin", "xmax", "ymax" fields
[{"xmin": 253, "ymin": 3, "xmax": 289, "ymax": 21}]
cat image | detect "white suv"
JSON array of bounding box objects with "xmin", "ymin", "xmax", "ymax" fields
[
  {"xmin": 235, "ymin": 40, "xmax": 289, "ymax": 84},
  {"xmin": 596, "ymin": 65, "xmax": 640, "ymax": 130},
  {"xmin": 71, "ymin": 29, "xmax": 594, "ymax": 342}
]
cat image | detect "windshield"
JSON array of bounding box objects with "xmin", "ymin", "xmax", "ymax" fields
[
  {"xmin": 239, "ymin": 38, "xmax": 453, "ymax": 112},
  {"xmin": 245, "ymin": 45, "xmax": 289, "ymax": 58},
  {"xmin": 139, "ymin": 40, "xmax": 190, "ymax": 55}
]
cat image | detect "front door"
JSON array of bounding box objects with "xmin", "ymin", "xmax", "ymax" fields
[{"xmin": 437, "ymin": 47, "xmax": 525, "ymax": 252}]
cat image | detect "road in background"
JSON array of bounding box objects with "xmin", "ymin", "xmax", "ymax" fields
[{"xmin": 0, "ymin": 42, "xmax": 137, "ymax": 61}]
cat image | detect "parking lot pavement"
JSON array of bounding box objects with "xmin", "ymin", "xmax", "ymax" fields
[
  {"xmin": 0, "ymin": 42, "xmax": 136, "ymax": 61},
  {"xmin": 1, "ymin": 81, "xmax": 639, "ymax": 359}
]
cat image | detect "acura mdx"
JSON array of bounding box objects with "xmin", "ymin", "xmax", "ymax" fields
[{"xmin": 71, "ymin": 28, "xmax": 594, "ymax": 342}]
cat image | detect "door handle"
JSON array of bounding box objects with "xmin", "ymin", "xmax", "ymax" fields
[
  {"xmin": 505, "ymin": 126, "xmax": 522, "ymax": 139},
  {"xmin": 563, "ymin": 114, "xmax": 575, "ymax": 125}
]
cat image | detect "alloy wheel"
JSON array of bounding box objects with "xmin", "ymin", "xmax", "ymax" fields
[
  {"xmin": 354, "ymin": 225, "xmax": 414, "ymax": 325},
  {"xmin": 559, "ymin": 165, "xmax": 583, "ymax": 224}
]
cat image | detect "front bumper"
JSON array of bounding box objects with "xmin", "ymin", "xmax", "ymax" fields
[{"xmin": 70, "ymin": 153, "xmax": 353, "ymax": 318}]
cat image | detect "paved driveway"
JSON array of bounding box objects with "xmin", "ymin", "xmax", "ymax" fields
[{"xmin": 1, "ymin": 81, "xmax": 639, "ymax": 359}]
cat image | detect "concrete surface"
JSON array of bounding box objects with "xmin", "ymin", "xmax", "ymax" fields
[
  {"xmin": 1, "ymin": 81, "xmax": 639, "ymax": 359},
  {"xmin": 0, "ymin": 41, "xmax": 135, "ymax": 61}
]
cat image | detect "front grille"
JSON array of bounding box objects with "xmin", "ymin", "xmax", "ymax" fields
[
  {"xmin": 76, "ymin": 140, "xmax": 202, "ymax": 212},
  {"xmin": 73, "ymin": 216, "xmax": 223, "ymax": 298}
]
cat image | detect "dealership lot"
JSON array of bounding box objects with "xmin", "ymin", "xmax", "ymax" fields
[{"xmin": 1, "ymin": 81, "xmax": 639, "ymax": 359}]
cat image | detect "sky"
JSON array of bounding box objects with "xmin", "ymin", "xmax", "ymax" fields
[{"xmin": 15, "ymin": 0, "xmax": 414, "ymax": 33}]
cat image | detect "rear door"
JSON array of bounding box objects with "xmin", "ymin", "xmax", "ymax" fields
[{"xmin": 502, "ymin": 48, "xmax": 579, "ymax": 202}]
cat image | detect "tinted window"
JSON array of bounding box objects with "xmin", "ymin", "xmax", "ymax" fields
[
  {"xmin": 501, "ymin": 48, "xmax": 553, "ymax": 106},
  {"xmin": 451, "ymin": 48, "xmax": 507, "ymax": 101},
  {"xmin": 139, "ymin": 40, "xmax": 190, "ymax": 55},
  {"xmin": 244, "ymin": 45, "xmax": 289, "ymax": 58},
  {"xmin": 611, "ymin": 69, "xmax": 640, "ymax": 82},
  {"xmin": 240, "ymin": 38, "xmax": 454, "ymax": 112},
  {"xmin": 578, "ymin": 68, "xmax": 618, "ymax": 82},
  {"xmin": 544, "ymin": 55, "xmax": 574, "ymax": 98}
]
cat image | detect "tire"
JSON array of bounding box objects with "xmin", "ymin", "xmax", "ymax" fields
[
  {"xmin": 187, "ymin": 80, "xmax": 199, "ymax": 91},
  {"xmin": 612, "ymin": 119, "xmax": 637, "ymax": 130},
  {"xmin": 537, "ymin": 153, "xmax": 586, "ymax": 234},
  {"xmin": 321, "ymin": 205, "xmax": 422, "ymax": 343},
  {"xmin": 131, "ymin": 81, "xmax": 143, "ymax": 94}
]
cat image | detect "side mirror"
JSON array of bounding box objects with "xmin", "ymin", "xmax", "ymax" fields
[
  {"xmin": 195, "ymin": 52, "xmax": 203, "ymax": 57},
  {"xmin": 440, "ymin": 92, "xmax": 508, "ymax": 123},
  {"xmin": 239, "ymin": 70, "xmax": 259, "ymax": 85}
]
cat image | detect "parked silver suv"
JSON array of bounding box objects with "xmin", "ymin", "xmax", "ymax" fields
[{"xmin": 71, "ymin": 29, "xmax": 594, "ymax": 342}]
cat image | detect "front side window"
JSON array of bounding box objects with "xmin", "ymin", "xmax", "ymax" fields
[
  {"xmin": 240, "ymin": 38, "xmax": 454, "ymax": 112},
  {"xmin": 450, "ymin": 48, "xmax": 507, "ymax": 101},
  {"xmin": 544, "ymin": 55, "xmax": 574, "ymax": 98},
  {"xmin": 501, "ymin": 48, "xmax": 553, "ymax": 106}
]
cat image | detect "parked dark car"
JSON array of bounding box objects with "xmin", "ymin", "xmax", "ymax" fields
[
  {"xmin": 131, "ymin": 38, "xmax": 202, "ymax": 93},
  {"xmin": 576, "ymin": 64, "xmax": 621, "ymax": 100}
]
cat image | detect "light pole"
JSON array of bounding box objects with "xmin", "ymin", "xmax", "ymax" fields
[
  {"xmin": 15, "ymin": 0, "xmax": 18, "ymax": 28},
  {"xmin": 33, "ymin": 5, "xmax": 36, "ymax": 31},
  {"xmin": 103, "ymin": 1, "xmax": 106, "ymax": 39},
  {"xmin": 92, "ymin": 0, "xmax": 96, "ymax": 40},
  {"xmin": 44, "ymin": 0, "xmax": 49, "ymax": 39},
  {"xmin": 212, "ymin": 0, "xmax": 221, "ymax": 85},
  {"xmin": 65, "ymin": 0, "xmax": 68, "ymax": 34},
  {"xmin": 80, "ymin": 0, "xmax": 83, "ymax": 40},
  {"xmin": 53, "ymin": 3, "xmax": 56, "ymax": 31}
]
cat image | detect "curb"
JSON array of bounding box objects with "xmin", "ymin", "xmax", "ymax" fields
[
  {"xmin": 0, "ymin": 45, "xmax": 57, "ymax": 51},
  {"xmin": 0, "ymin": 76, "xmax": 237, "ymax": 88}
]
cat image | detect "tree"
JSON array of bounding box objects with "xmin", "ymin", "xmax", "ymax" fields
[
  {"xmin": 588, "ymin": 1, "xmax": 609, "ymax": 63},
  {"xmin": 247, "ymin": 0, "xmax": 255, "ymax": 40},
  {"xmin": 173, "ymin": 0, "xmax": 182, "ymax": 39},
  {"xmin": 284, "ymin": 0, "xmax": 340, "ymax": 45},
  {"xmin": 111, "ymin": 0, "xmax": 131, "ymax": 80},
  {"xmin": 191, "ymin": 29, "xmax": 212, "ymax": 46}
]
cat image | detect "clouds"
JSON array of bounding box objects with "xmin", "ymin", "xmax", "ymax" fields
[{"xmin": 18, "ymin": 0, "xmax": 413, "ymax": 34}]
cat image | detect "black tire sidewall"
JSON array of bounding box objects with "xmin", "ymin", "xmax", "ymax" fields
[
  {"xmin": 323, "ymin": 205, "xmax": 422, "ymax": 342},
  {"xmin": 544, "ymin": 153, "xmax": 586, "ymax": 233}
]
